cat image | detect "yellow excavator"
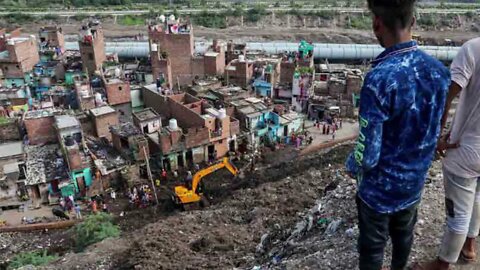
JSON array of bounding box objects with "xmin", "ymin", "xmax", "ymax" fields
[{"xmin": 173, "ymin": 157, "xmax": 239, "ymax": 207}]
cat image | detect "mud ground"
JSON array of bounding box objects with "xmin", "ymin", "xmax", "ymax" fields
[{"xmin": 108, "ymin": 144, "xmax": 351, "ymax": 270}]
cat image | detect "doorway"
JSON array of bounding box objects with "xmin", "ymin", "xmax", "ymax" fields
[
  {"xmin": 185, "ymin": 150, "xmax": 193, "ymax": 167},
  {"xmin": 229, "ymin": 140, "xmax": 235, "ymax": 152},
  {"xmin": 283, "ymin": 125, "xmax": 289, "ymax": 137},
  {"xmin": 177, "ymin": 153, "xmax": 184, "ymax": 168},
  {"xmin": 162, "ymin": 158, "xmax": 171, "ymax": 171},
  {"xmin": 76, "ymin": 176, "xmax": 85, "ymax": 191}
]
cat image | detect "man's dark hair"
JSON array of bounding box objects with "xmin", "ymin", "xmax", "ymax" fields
[{"xmin": 367, "ymin": 0, "xmax": 416, "ymax": 31}]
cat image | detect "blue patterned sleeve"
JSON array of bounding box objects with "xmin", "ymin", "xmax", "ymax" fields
[{"xmin": 346, "ymin": 76, "xmax": 390, "ymax": 177}]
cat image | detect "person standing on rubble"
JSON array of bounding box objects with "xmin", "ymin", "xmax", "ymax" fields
[
  {"xmin": 416, "ymin": 38, "xmax": 480, "ymax": 269},
  {"xmin": 345, "ymin": 0, "xmax": 450, "ymax": 269}
]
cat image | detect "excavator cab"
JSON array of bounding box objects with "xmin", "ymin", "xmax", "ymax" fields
[{"xmin": 173, "ymin": 157, "xmax": 239, "ymax": 207}]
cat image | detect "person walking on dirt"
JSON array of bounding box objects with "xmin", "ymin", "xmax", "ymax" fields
[
  {"xmin": 91, "ymin": 200, "xmax": 98, "ymax": 214},
  {"xmin": 345, "ymin": 0, "xmax": 450, "ymax": 269},
  {"xmin": 323, "ymin": 124, "xmax": 326, "ymax": 134},
  {"xmin": 74, "ymin": 204, "xmax": 82, "ymax": 219},
  {"xmin": 415, "ymin": 38, "xmax": 480, "ymax": 270},
  {"xmin": 161, "ymin": 169, "xmax": 167, "ymax": 183}
]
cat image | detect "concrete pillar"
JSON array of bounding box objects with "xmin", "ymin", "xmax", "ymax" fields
[
  {"xmin": 66, "ymin": 15, "xmax": 70, "ymax": 23},
  {"xmin": 114, "ymin": 15, "xmax": 118, "ymax": 24},
  {"xmin": 272, "ymin": 11, "xmax": 275, "ymax": 26},
  {"xmin": 303, "ymin": 17, "xmax": 307, "ymax": 29},
  {"xmin": 241, "ymin": 15, "xmax": 244, "ymax": 27},
  {"xmin": 287, "ymin": 15, "xmax": 291, "ymax": 28}
]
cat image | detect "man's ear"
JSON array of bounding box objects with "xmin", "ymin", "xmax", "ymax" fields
[
  {"xmin": 411, "ymin": 16, "xmax": 416, "ymax": 28},
  {"xmin": 373, "ymin": 16, "xmax": 382, "ymax": 33}
]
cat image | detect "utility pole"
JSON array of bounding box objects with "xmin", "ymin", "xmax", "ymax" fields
[{"xmin": 143, "ymin": 145, "xmax": 159, "ymax": 205}]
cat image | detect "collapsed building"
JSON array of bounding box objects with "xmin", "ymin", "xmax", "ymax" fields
[{"xmin": 142, "ymin": 85, "xmax": 239, "ymax": 170}]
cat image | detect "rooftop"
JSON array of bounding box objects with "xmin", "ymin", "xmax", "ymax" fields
[
  {"xmin": 90, "ymin": 106, "xmax": 116, "ymax": 117},
  {"xmin": 24, "ymin": 109, "xmax": 56, "ymax": 119},
  {"xmin": 133, "ymin": 108, "xmax": 160, "ymax": 122},
  {"xmin": 0, "ymin": 141, "xmax": 23, "ymax": 159},
  {"xmin": 25, "ymin": 144, "xmax": 68, "ymax": 186},
  {"xmin": 110, "ymin": 122, "xmax": 142, "ymax": 137},
  {"xmin": 55, "ymin": 115, "xmax": 80, "ymax": 130}
]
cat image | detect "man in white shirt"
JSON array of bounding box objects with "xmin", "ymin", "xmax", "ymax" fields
[{"xmin": 418, "ymin": 37, "xmax": 480, "ymax": 269}]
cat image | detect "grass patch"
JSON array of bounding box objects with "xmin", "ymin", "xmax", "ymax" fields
[
  {"xmin": 119, "ymin": 15, "xmax": 145, "ymax": 26},
  {"xmin": 346, "ymin": 15, "xmax": 371, "ymax": 30},
  {"xmin": 75, "ymin": 213, "xmax": 120, "ymax": 251},
  {"xmin": 8, "ymin": 250, "xmax": 58, "ymax": 269},
  {"xmin": 192, "ymin": 11, "xmax": 226, "ymax": 28}
]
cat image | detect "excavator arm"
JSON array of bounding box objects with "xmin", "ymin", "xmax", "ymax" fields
[
  {"xmin": 191, "ymin": 157, "xmax": 238, "ymax": 193},
  {"xmin": 174, "ymin": 157, "xmax": 238, "ymax": 205}
]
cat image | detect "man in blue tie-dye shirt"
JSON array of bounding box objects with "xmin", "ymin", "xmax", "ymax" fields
[{"xmin": 345, "ymin": 0, "xmax": 450, "ymax": 269}]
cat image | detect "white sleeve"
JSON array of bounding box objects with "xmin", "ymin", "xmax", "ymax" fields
[{"xmin": 451, "ymin": 43, "xmax": 475, "ymax": 89}]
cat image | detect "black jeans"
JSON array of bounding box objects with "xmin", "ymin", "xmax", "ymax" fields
[{"xmin": 356, "ymin": 196, "xmax": 418, "ymax": 270}]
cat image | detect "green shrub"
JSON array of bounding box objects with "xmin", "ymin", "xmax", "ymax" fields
[
  {"xmin": 417, "ymin": 14, "xmax": 436, "ymax": 27},
  {"xmin": 75, "ymin": 213, "xmax": 120, "ymax": 251},
  {"xmin": 245, "ymin": 5, "xmax": 268, "ymax": 23},
  {"xmin": 119, "ymin": 15, "xmax": 145, "ymax": 26},
  {"xmin": 6, "ymin": 12, "xmax": 35, "ymax": 23},
  {"xmin": 347, "ymin": 15, "xmax": 371, "ymax": 30},
  {"xmin": 193, "ymin": 11, "xmax": 226, "ymax": 28},
  {"xmin": 8, "ymin": 250, "xmax": 58, "ymax": 269}
]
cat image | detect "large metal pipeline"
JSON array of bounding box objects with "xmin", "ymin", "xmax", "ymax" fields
[{"xmin": 65, "ymin": 41, "xmax": 460, "ymax": 61}]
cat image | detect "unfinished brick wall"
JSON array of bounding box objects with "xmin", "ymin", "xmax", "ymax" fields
[
  {"xmin": 43, "ymin": 27, "xmax": 65, "ymax": 50},
  {"xmin": 0, "ymin": 38, "xmax": 40, "ymax": 78},
  {"xmin": 93, "ymin": 112, "xmax": 119, "ymax": 141},
  {"xmin": 229, "ymin": 119, "xmax": 240, "ymax": 137},
  {"xmin": 24, "ymin": 116, "xmax": 57, "ymax": 145},
  {"xmin": 280, "ymin": 62, "xmax": 296, "ymax": 84},
  {"xmin": 0, "ymin": 120, "xmax": 20, "ymax": 142},
  {"xmin": 66, "ymin": 147, "xmax": 83, "ymax": 171},
  {"xmin": 185, "ymin": 127, "xmax": 209, "ymax": 148},
  {"xmin": 149, "ymin": 27, "xmax": 199, "ymax": 87},
  {"xmin": 143, "ymin": 90, "xmax": 206, "ymax": 129},
  {"xmin": 105, "ymin": 80, "xmax": 131, "ymax": 105},
  {"xmin": 227, "ymin": 61, "xmax": 253, "ymax": 88},
  {"xmin": 79, "ymin": 28, "xmax": 106, "ymax": 75},
  {"xmin": 151, "ymin": 53, "xmax": 173, "ymax": 87},
  {"xmin": 191, "ymin": 57, "xmax": 205, "ymax": 81},
  {"xmin": 214, "ymin": 140, "xmax": 228, "ymax": 158}
]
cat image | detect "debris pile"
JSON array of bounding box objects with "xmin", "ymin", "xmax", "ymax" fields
[{"xmin": 252, "ymin": 160, "xmax": 474, "ymax": 269}]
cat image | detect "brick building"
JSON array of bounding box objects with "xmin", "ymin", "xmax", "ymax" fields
[
  {"xmin": 74, "ymin": 78, "xmax": 96, "ymax": 111},
  {"xmin": 0, "ymin": 30, "xmax": 39, "ymax": 80},
  {"xmin": 24, "ymin": 109, "xmax": 58, "ymax": 145},
  {"xmin": 0, "ymin": 118, "xmax": 20, "ymax": 142},
  {"xmin": 79, "ymin": 25, "xmax": 106, "ymax": 75},
  {"xmin": 225, "ymin": 57, "xmax": 254, "ymax": 89},
  {"xmin": 142, "ymin": 86, "xmax": 240, "ymax": 170},
  {"xmin": 132, "ymin": 108, "xmax": 162, "ymax": 134},
  {"xmin": 39, "ymin": 26, "xmax": 65, "ymax": 56},
  {"xmin": 89, "ymin": 106, "xmax": 119, "ymax": 141},
  {"xmin": 226, "ymin": 41, "xmax": 246, "ymax": 65},
  {"xmin": 103, "ymin": 78, "xmax": 132, "ymax": 123},
  {"xmin": 110, "ymin": 122, "xmax": 148, "ymax": 162},
  {"xmin": 148, "ymin": 19, "xmax": 225, "ymax": 88},
  {"xmin": 54, "ymin": 115, "xmax": 88, "ymax": 172}
]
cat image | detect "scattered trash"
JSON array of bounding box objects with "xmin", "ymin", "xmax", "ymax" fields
[{"xmin": 325, "ymin": 219, "xmax": 342, "ymax": 235}]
